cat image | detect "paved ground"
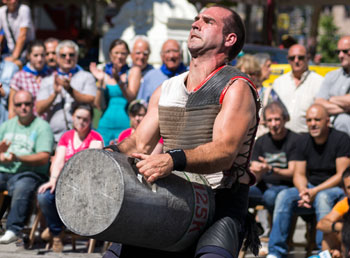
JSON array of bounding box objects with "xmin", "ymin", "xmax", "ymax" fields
[{"xmin": 0, "ymin": 217, "xmax": 313, "ymax": 258}]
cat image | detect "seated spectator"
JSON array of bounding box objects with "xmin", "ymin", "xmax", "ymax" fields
[
  {"xmin": 0, "ymin": 90, "xmax": 53, "ymax": 244},
  {"xmin": 37, "ymin": 103, "xmax": 103, "ymax": 252},
  {"xmin": 315, "ymin": 36, "xmax": 350, "ymax": 137},
  {"xmin": 137, "ymin": 39, "xmax": 187, "ymax": 103},
  {"xmin": 317, "ymin": 168, "xmax": 350, "ymax": 258},
  {"xmin": 342, "ymin": 213, "xmax": 350, "ymax": 258},
  {"xmin": 116, "ymin": 99, "xmax": 163, "ymax": 154},
  {"xmin": 249, "ymin": 101, "xmax": 298, "ymax": 214},
  {"xmin": 0, "ymin": 47, "xmax": 19, "ymax": 125},
  {"xmin": 44, "ymin": 38, "xmax": 59, "ymax": 71},
  {"xmin": 90, "ymin": 39, "xmax": 140, "ymax": 145},
  {"xmin": 267, "ymin": 104, "xmax": 350, "ymax": 258},
  {"xmin": 36, "ymin": 40, "xmax": 96, "ymax": 144},
  {"xmin": 0, "ymin": 0, "xmax": 35, "ymax": 67},
  {"xmin": 272, "ymin": 44, "xmax": 324, "ymax": 134},
  {"xmin": 130, "ymin": 35, "xmax": 153, "ymax": 78},
  {"xmin": 8, "ymin": 40, "xmax": 50, "ymax": 118}
]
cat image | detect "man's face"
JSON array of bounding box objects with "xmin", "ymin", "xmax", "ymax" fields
[
  {"xmin": 343, "ymin": 176, "xmax": 350, "ymax": 198},
  {"xmin": 337, "ymin": 37, "xmax": 350, "ymax": 70},
  {"xmin": 188, "ymin": 7, "xmax": 229, "ymax": 57},
  {"xmin": 161, "ymin": 40, "xmax": 181, "ymax": 72},
  {"xmin": 306, "ymin": 106, "xmax": 329, "ymax": 139},
  {"xmin": 288, "ymin": 45, "xmax": 308, "ymax": 74},
  {"xmin": 13, "ymin": 92, "xmax": 33, "ymax": 119},
  {"xmin": 131, "ymin": 40, "xmax": 150, "ymax": 70},
  {"xmin": 28, "ymin": 46, "xmax": 45, "ymax": 71},
  {"xmin": 57, "ymin": 46, "xmax": 77, "ymax": 71},
  {"xmin": 45, "ymin": 41, "xmax": 59, "ymax": 69},
  {"xmin": 265, "ymin": 109, "xmax": 286, "ymax": 138},
  {"xmin": 4, "ymin": 0, "xmax": 19, "ymax": 12}
]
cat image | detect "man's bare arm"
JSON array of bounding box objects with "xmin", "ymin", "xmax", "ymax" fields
[
  {"xmin": 293, "ymin": 161, "xmax": 308, "ymax": 193},
  {"xmin": 315, "ymin": 98, "xmax": 345, "ymax": 115},
  {"xmin": 10, "ymin": 27, "xmax": 27, "ymax": 60},
  {"xmin": 329, "ymin": 95, "xmax": 350, "ymax": 111},
  {"xmin": 317, "ymin": 210, "xmax": 343, "ymax": 233},
  {"xmin": 273, "ymin": 161, "xmax": 296, "ymax": 179}
]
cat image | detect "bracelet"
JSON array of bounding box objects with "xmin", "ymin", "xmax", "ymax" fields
[
  {"xmin": 166, "ymin": 149, "xmax": 187, "ymax": 171},
  {"xmin": 103, "ymin": 145, "xmax": 120, "ymax": 152},
  {"xmin": 331, "ymin": 221, "xmax": 339, "ymax": 232}
]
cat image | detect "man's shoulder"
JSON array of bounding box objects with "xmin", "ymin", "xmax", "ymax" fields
[
  {"xmin": 273, "ymin": 71, "xmax": 292, "ymax": 86},
  {"xmin": 73, "ymin": 70, "xmax": 95, "ymax": 81},
  {"xmin": 324, "ymin": 68, "xmax": 343, "ymax": 80},
  {"xmin": 0, "ymin": 117, "xmax": 17, "ymax": 129},
  {"xmin": 308, "ymin": 70, "xmax": 324, "ymax": 81},
  {"xmin": 329, "ymin": 128, "xmax": 350, "ymax": 141},
  {"xmin": 145, "ymin": 68, "xmax": 164, "ymax": 78},
  {"xmin": 0, "ymin": 5, "xmax": 6, "ymax": 14},
  {"xmin": 18, "ymin": 4, "xmax": 31, "ymax": 14}
]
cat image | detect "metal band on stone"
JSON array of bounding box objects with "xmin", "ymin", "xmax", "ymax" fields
[{"xmin": 166, "ymin": 149, "xmax": 187, "ymax": 171}]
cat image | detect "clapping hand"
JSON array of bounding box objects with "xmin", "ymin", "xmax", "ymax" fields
[{"xmin": 0, "ymin": 139, "xmax": 11, "ymax": 153}]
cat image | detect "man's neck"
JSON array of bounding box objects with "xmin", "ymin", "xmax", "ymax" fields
[
  {"xmin": 271, "ymin": 128, "xmax": 288, "ymax": 141},
  {"xmin": 186, "ymin": 54, "xmax": 226, "ymax": 91},
  {"xmin": 313, "ymin": 130, "xmax": 329, "ymax": 145},
  {"xmin": 18, "ymin": 115, "xmax": 35, "ymax": 126}
]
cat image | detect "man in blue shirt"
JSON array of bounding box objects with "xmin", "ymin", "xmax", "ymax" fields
[{"xmin": 137, "ymin": 39, "xmax": 187, "ymax": 103}]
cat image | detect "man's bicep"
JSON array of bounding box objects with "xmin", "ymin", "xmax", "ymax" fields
[
  {"xmin": 335, "ymin": 157, "xmax": 350, "ymax": 175},
  {"xmin": 294, "ymin": 161, "xmax": 307, "ymax": 176},
  {"xmin": 213, "ymin": 80, "xmax": 256, "ymax": 149}
]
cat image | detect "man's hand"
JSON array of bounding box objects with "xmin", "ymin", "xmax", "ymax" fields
[
  {"xmin": 0, "ymin": 140, "xmax": 11, "ymax": 153},
  {"xmin": 250, "ymin": 157, "xmax": 271, "ymax": 174},
  {"xmin": 0, "ymin": 153, "xmax": 16, "ymax": 163},
  {"xmin": 55, "ymin": 74, "xmax": 73, "ymax": 93},
  {"xmin": 298, "ymin": 188, "xmax": 317, "ymax": 208},
  {"xmin": 53, "ymin": 73, "xmax": 63, "ymax": 94},
  {"xmin": 132, "ymin": 153, "xmax": 173, "ymax": 183}
]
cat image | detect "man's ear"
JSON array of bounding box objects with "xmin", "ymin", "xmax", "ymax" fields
[{"xmin": 225, "ymin": 33, "xmax": 237, "ymax": 48}]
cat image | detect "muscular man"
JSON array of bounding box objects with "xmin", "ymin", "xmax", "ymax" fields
[
  {"xmin": 273, "ymin": 44, "xmax": 324, "ymax": 133},
  {"xmin": 137, "ymin": 39, "xmax": 187, "ymax": 103},
  {"xmin": 267, "ymin": 104, "xmax": 350, "ymax": 258},
  {"xmin": 315, "ymin": 36, "xmax": 350, "ymax": 137},
  {"xmin": 104, "ymin": 5, "xmax": 259, "ymax": 258}
]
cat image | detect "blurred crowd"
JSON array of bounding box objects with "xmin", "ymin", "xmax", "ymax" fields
[{"xmin": 0, "ymin": 0, "xmax": 350, "ymax": 257}]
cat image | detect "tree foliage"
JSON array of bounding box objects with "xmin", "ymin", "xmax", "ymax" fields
[{"xmin": 317, "ymin": 14, "xmax": 339, "ymax": 63}]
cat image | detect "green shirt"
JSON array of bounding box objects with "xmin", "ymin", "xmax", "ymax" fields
[{"xmin": 0, "ymin": 116, "xmax": 53, "ymax": 175}]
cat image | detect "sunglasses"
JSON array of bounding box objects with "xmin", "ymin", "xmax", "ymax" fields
[
  {"xmin": 59, "ymin": 53, "xmax": 75, "ymax": 58},
  {"xmin": 288, "ymin": 55, "xmax": 306, "ymax": 61},
  {"xmin": 14, "ymin": 102, "xmax": 32, "ymax": 107},
  {"xmin": 335, "ymin": 49, "xmax": 350, "ymax": 55}
]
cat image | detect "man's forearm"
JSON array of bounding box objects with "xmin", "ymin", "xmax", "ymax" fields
[
  {"xmin": 36, "ymin": 93, "xmax": 57, "ymax": 115},
  {"xmin": 17, "ymin": 152, "xmax": 50, "ymax": 166},
  {"xmin": 315, "ymin": 98, "xmax": 345, "ymax": 115},
  {"xmin": 293, "ymin": 173, "xmax": 308, "ymax": 192},
  {"xmin": 312, "ymin": 174, "xmax": 341, "ymax": 195},
  {"xmin": 12, "ymin": 29, "xmax": 27, "ymax": 59},
  {"xmin": 329, "ymin": 95, "xmax": 350, "ymax": 111},
  {"xmin": 71, "ymin": 89, "xmax": 94, "ymax": 104}
]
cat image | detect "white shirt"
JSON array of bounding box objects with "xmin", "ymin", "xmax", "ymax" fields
[{"xmin": 273, "ymin": 70, "xmax": 324, "ymax": 133}]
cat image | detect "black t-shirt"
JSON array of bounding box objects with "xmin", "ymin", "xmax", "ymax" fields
[
  {"xmin": 252, "ymin": 129, "xmax": 300, "ymax": 186},
  {"xmin": 294, "ymin": 128, "xmax": 350, "ymax": 186}
]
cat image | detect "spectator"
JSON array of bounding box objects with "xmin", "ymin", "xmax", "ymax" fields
[
  {"xmin": 117, "ymin": 99, "xmax": 163, "ymax": 154},
  {"xmin": 317, "ymin": 168, "xmax": 350, "ymax": 258},
  {"xmin": 254, "ymin": 53, "xmax": 272, "ymax": 83},
  {"xmin": 0, "ymin": 47, "xmax": 19, "ymax": 125},
  {"xmin": 236, "ymin": 54, "xmax": 280, "ymax": 137},
  {"xmin": 0, "ymin": 90, "xmax": 53, "ymax": 244},
  {"xmin": 37, "ymin": 103, "xmax": 103, "ymax": 252},
  {"xmin": 89, "ymin": 39, "xmax": 139, "ymax": 145},
  {"xmin": 249, "ymin": 101, "xmax": 298, "ymax": 214},
  {"xmin": 0, "ymin": 0, "xmax": 35, "ymax": 67},
  {"xmin": 267, "ymin": 104, "xmax": 350, "ymax": 258},
  {"xmin": 273, "ymin": 44, "xmax": 324, "ymax": 133},
  {"xmin": 315, "ymin": 36, "xmax": 350, "ymax": 137},
  {"xmin": 44, "ymin": 38, "xmax": 59, "ymax": 71},
  {"xmin": 136, "ymin": 39, "xmax": 187, "ymax": 103},
  {"xmin": 8, "ymin": 40, "xmax": 50, "ymax": 118},
  {"xmin": 130, "ymin": 35, "xmax": 153, "ymax": 78},
  {"xmin": 36, "ymin": 40, "xmax": 96, "ymax": 144}
]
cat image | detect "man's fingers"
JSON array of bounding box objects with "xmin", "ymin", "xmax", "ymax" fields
[{"xmin": 131, "ymin": 153, "xmax": 149, "ymax": 160}]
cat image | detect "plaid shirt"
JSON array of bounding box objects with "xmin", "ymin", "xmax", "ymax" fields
[{"xmin": 10, "ymin": 69, "xmax": 51, "ymax": 99}]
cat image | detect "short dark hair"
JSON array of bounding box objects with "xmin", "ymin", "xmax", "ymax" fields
[
  {"xmin": 26, "ymin": 40, "xmax": 45, "ymax": 56},
  {"xmin": 109, "ymin": 39, "xmax": 130, "ymax": 54},
  {"xmin": 71, "ymin": 102, "xmax": 94, "ymax": 119},
  {"xmin": 341, "ymin": 167, "xmax": 350, "ymax": 188},
  {"xmin": 128, "ymin": 100, "xmax": 147, "ymax": 117},
  {"xmin": 44, "ymin": 37, "xmax": 59, "ymax": 45},
  {"xmin": 215, "ymin": 5, "xmax": 246, "ymax": 61},
  {"xmin": 263, "ymin": 101, "xmax": 290, "ymax": 121}
]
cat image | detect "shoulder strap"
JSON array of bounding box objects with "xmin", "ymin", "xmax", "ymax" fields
[{"xmin": 5, "ymin": 8, "xmax": 17, "ymax": 45}]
